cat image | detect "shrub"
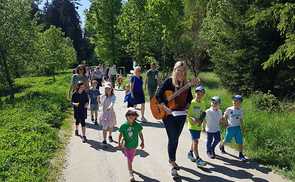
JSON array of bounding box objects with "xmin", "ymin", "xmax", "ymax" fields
[{"xmin": 252, "ymin": 91, "xmax": 281, "ymax": 112}]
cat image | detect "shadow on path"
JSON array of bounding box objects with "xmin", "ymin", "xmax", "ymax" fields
[
  {"xmin": 87, "ymin": 139, "xmax": 118, "ymax": 153},
  {"xmin": 141, "ymin": 121, "xmax": 164, "ymax": 129},
  {"xmin": 133, "ymin": 171, "xmax": 160, "ymax": 182},
  {"xmin": 216, "ymin": 154, "xmax": 272, "ymax": 174}
]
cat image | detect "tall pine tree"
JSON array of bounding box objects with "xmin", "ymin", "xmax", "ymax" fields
[{"xmin": 43, "ymin": 0, "xmax": 83, "ymax": 62}]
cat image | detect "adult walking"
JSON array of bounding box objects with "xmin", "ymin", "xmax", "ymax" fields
[
  {"xmin": 130, "ymin": 66, "xmax": 146, "ymax": 122},
  {"xmin": 145, "ymin": 62, "xmax": 160, "ymax": 98},
  {"xmin": 69, "ymin": 64, "xmax": 89, "ymax": 98},
  {"xmin": 91, "ymin": 65, "xmax": 103, "ymax": 90},
  {"xmin": 109, "ymin": 65, "xmax": 117, "ymax": 87},
  {"xmin": 155, "ymin": 61, "xmax": 198, "ymax": 178}
]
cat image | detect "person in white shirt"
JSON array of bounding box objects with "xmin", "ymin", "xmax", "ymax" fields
[
  {"xmin": 219, "ymin": 95, "xmax": 247, "ymax": 162},
  {"xmin": 109, "ymin": 65, "xmax": 117, "ymax": 87},
  {"xmin": 204, "ymin": 96, "xmax": 223, "ymax": 159}
]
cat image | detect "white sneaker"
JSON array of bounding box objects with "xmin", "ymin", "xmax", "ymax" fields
[{"xmin": 129, "ymin": 171, "xmax": 135, "ymax": 182}]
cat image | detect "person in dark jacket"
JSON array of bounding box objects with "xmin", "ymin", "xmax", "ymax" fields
[
  {"xmin": 71, "ymin": 81, "xmax": 89, "ymax": 143},
  {"xmin": 155, "ymin": 61, "xmax": 199, "ymax": 178}
]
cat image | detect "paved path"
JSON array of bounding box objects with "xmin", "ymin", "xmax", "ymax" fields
[{"xmin": 61, "ymin": 88, "xmax": 288, "ymax": 182}]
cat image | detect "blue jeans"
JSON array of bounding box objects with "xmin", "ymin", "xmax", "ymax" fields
[
  {"xmin": 206, "ymin": 131, "xmax": 221, "ymax": 153},
  {"xmin": 163, "ymin": 115, "xmax": 186, "ymax": 161}
]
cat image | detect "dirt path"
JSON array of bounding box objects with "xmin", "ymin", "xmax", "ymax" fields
[{"xmin": 61, "ymin": 88, "xmax": 288, "ymax": 182}]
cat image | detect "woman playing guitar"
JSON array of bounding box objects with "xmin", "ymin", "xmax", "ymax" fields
[{"xmin": 155, "ymin": 61, "xmax": 199, "ymax": 178}]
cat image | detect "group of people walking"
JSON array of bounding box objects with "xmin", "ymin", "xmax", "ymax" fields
[{"xmin": 69, "ymin": 61, "xmax": 247, "ymax": 181}]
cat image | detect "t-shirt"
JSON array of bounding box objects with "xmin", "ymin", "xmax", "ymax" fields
[
  {"xmin": 224, "ymin": 106, "xmax": 243, "ymax": 127},
  {"xmin": 71, "ymin": 74, "xmax": 88, "ymax": 86},
  {"xmin": 205, "ymin": 107, "xmax": 222, "ymax": 133},
  {"xmin": 146, "ymin": 69, "xmax": 159, "ymax": 88},
  {"xmin": 119, "ymin": 121, "xmax": 143, "ymax": 149},
  {"xmin": 92, "ymin": 70, "xmax": 103, "ymax": 79},
  {"xmin": 88, "ymin": 88, "xmax": 100, "ymax": 105},
  {"xmin": 71, "ymin": 91, "xmax": 89, "ymax": 120},
  {"xmin": 131, "ymin": 76, "xmax": 144, "ymax": 94},
  {"xmin": 187, "ymin": 99, "xmax": 205, "ymax": 131}
]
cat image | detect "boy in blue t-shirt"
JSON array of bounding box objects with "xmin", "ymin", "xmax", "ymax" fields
[
  {"xmin": 88, "ymin": 80, "xmax": 100, "ymax": 125},
  {"xmin": 219, "ymin": 95, "xmax": 247, "ymax": 161}
]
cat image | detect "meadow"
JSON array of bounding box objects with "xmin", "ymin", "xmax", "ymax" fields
[{"xmin": 0, "ymin": 72, "xmax": 71, "ymax": 181}]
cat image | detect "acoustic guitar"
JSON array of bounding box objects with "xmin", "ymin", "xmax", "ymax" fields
[{"xmin": 150, "ymin": 78, "xmax": 200, "ymax": 120}]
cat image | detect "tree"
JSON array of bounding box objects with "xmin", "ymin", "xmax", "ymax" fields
[
  {"xmin": 146, "ymin": 0, "xmax": 185, "ymax": 71},
  {"xmin": 86, "ymin": 0, "xmax": 122, "ymax": 65},
  {"xmin": 177, "ymin": 0, "xmax": 209, "ymax": 76},
  {"xmin": 201, "ymin": 0, "xmax": 295, "ymax": 97},
  {"xmin": 0, "ymin": 0, "xmax": 36, "ymax": 99},
  {"xmin": 34, "ymin": 26, "xmax": 76, "ymax": 80},
  {"xmin": 43, "ymin": 0, "xmax": 84, "ymax": 62},
  {"xmin": 118, "ymin": 0, "xmax": 150, "ymax": 65}
]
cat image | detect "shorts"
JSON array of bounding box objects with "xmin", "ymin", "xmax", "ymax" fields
[
  {"xmin": 90, "ymin": 104, "xmax": 98, "ymax": 111},
  {"xmin": 124, "ymin": 148, "xmax": 136, "ymax": 163},
  {"xmin": 224, "ymin": 126, "xmax": 243, "ymax": 145},
  {"xmin": 189, "ymin": 130, "xmax": 201, "ymax": 141},
  {"xmin": 75, "ymin": 119, "xmax": 86, "ymax": 127}
]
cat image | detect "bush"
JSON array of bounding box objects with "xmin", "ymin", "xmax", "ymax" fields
[{"xmin": 252, "ymin": 91, "xmax": 281, "ymax": 112}]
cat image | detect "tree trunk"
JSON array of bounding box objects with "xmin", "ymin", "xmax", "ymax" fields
[{"xmin": 0, "ymin": 48, "xmax": 15, "ymax": 100}]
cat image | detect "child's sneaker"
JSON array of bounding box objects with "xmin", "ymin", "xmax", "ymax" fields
[
  {"xmin": 75, "ymin": 130, "xmax": 79, "ymax": 136},
  {"xmin": 129, "ymin": 171, "xmax": 135, "ymax": 182},
  {"xmin": 82, "ymin": 136, "xmax": 87, "ymax": 143},
  {"xmin": 219, "ymin": 145, "xmax": 226, "ymax": 154},
  {"xmin": 91, "ymin": 116, "xmax": 94, "ymax": 122},
  {"xmin": 187, "ymin": 151, "xmax": 196, "ymax": 162},
  {"xmin": 239, "ymin": 153, "xmax": 247, "ymax": 162},
  {"xmin": 102, "ymin": 140, "xmax": 107, "ymax": 145},
  {"xmin": 196, "ymin": 158, "xmax": 207, "ymax": 167},
  {"xmin": 108, "ymin": 136, "xmax": 113, "ymax": 143}
]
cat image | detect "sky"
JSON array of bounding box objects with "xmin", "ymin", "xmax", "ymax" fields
[{"xmin": 39, "ymin": 0, "xmax": 91, "ymax": 28}]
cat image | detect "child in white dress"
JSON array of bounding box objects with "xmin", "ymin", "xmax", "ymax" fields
[{"xmin": 99, "ymin": 82, "xmax": 117, "ymax": 144}]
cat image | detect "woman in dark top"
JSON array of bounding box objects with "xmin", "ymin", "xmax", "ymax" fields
[
  {"xmin": 155, "ymin": 61, "xmax": 196, "ymax": 178},
  {"xmin": 71, "ymin": 81, "xmax": 89, "ymax": 143}
]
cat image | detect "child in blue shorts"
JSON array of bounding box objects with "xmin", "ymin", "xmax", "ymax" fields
[
  {"xmin": 187, "ymin": 85, "xmax": 207, "ymax": 167},
  {"xmin": 219, "ymin": 95, "xmax": 247, "ymax": 161}
]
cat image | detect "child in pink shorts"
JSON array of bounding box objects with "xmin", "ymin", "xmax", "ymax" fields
[{"xmin": 118, "ymin": 108, "xmax": 144, "ymax": 182}]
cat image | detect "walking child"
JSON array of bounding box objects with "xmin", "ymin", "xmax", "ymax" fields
[
  {"xmin": 204, "ymin": 96, "xmax": 223, "ymax": 159},
  {"xmin": 118, "ymin": 108, "xmax": 144, "ymax": 182},
  {"xmin": 88, "ymin": 80, "xmax": 100, "ymax": 125},
  {"xmin": 99, "ymin": 82, "xmax": 116, "ymax": 144},
  {"xmin": 219, "ymin": 95, "xmax": 247, "ymax": 161},
  {"xmin": 187, "ymin": 85, "xmax": 207, "ymax": 167},
  {"xmin": 71, "ymin": 81, "xmax": 89, "ymax": 143}
]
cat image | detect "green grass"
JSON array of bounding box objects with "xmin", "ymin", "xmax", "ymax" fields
[
  {"xmin": 198, "ymin": 71, "xmax": 295, "ymax": 181},
  {"xmin": 0, "ymin": 72, "xmax": 71, "ymax": 181}
]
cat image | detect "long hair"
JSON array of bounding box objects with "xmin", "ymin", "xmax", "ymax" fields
[
  {"xmin": 171, "ymin": 61, "xmax": 187, "ymax": 87},
  {"xmin": 76, "ymin": 64, "xmax": 86, "ymax": 76}
]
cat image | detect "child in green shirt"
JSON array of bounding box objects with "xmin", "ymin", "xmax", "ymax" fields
[
  {"xmin": 187, "ymin": 85, "xmax": 207, "ymax": 167},
  {"xmin": 118, "ymin": 108, "xmax": 144, "ymax": 182}
]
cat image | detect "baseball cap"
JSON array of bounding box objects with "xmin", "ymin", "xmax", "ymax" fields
[
  {"xmin": 211, "ymin": 96, "xmax": 221, "ymax": 104},
  {"xmin": 195, "ymin": 85, "xmax": 205, "ymax": 93},
  {"xmin": 105, "ymin": 82, "xmax": 112, "ymax": 89},
  {"xmin": 125, "ymin": 107, "xmax": 139, "ymax": 117},
  {"xmin": 232, "ymin": 95, "xmax": 243, "ymax": 102}
]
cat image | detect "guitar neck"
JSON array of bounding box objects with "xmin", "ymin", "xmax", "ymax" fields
[{"xmin": 167, "ymin": 82, "xmax": 191, "ymax": 102}]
